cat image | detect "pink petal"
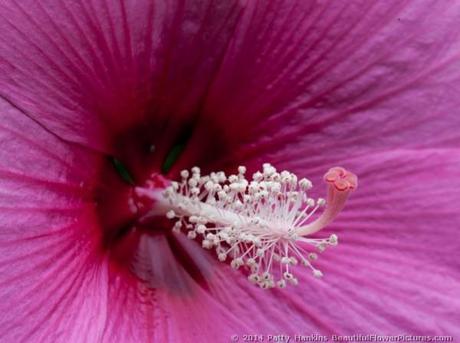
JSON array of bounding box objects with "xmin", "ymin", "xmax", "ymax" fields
[
  {"xmin": 0, "ymin": 1, "xmax": 243, "ymax": 152},
  {"xmin": 0, "ymin": 96, "xmax": 162, "ymax": 342},
  {"xmin": 284, "ymin": 150, "xmax": 460, "ymax": 334},
  {"xmin": 204, "ymin": 1, "xmax": 460, "ymax": 167},
  {"xmin": 0, "ymin": 96, "xmax": 103, "ymax": 340},
  {"xmin": 0, "ymin": 1, "xmax": 248, "ymax": 341}
]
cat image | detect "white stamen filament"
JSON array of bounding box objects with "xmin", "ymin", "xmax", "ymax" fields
[{"xmin": 134, "ymin": 164, "xmax": 357, "ymax": 289}]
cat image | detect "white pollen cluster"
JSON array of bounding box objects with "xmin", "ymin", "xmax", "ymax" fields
[{"xmin": 161, "ymin": 164, "xmax": 339, "ymax": 289}]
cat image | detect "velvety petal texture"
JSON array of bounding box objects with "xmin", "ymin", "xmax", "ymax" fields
[{"xmin": 1, "ymin": 0, "xmax": 460, "ymax": 342}]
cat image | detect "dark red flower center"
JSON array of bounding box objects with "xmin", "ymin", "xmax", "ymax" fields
[{"xmin": 92, "ymin": 116, "xmax": 236, "ymax": 277}]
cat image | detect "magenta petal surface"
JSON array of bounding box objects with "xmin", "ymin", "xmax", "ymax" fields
[
  {"xmin": 210, "ymin": 1, "xmax": 460, "ymax": 167},
  {"xmin": 0, "ymin": 97, "xmax": 105, "ymax": 341},
  {"xmin": 0, "ymin": 0, "xmax": 242, "ymax": 152},
  {"xmin": 1, "ymin": 0, "xmax": 460, "ymax": 342},
  {"xmin": 283, "ymin": 150, "xmax": 460, "ymax": 334}
]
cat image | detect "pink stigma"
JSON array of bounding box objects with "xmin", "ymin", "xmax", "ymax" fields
[
  {"xmin": 324, "ymin": 167, "xmax": 358, "ymax": 191},
  {"xmin": 297, "ymin": 167, "xmax": 357, "ymax": 236}
]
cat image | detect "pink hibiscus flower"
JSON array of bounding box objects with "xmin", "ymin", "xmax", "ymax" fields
[{"xmin": 1, "ymin": 1, "xmax": 459, "ymax": 342}]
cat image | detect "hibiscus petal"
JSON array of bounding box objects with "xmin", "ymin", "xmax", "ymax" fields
[
  {"xmin": 285, "ymin": 150, "xmax": 459, "ymax": 334},
  {"xmin": 0, "ymin": 1, "xmax": 246, "ymax": 341},
  {"xmin": 0, "ymin": 97, "xmax": 106, "ymax": 340},
  {"xmin": 0, "ymin": 95, "xmax": 167, "ymax": 342},
  {"xmin": 200, "ymin": 1, "xmax": 460, "ymax": 167},
  {"xmin": 0, "ymin": 0, "xmax": 243, "ymax": 152}
]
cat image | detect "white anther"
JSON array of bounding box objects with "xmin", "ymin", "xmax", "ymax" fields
[
  {"xmin": 253, "ymin": 171, "xmax": 263, "ymax": 181},
  {"xmin": 283, "ymin": 272, "xmax": 293, "ymax": 280},
  {"xmin": 202, "ymin": 240, "xmax": 212, "ymax": 249},
  {"xmin": 329, "ymin": 234, "xmax": 338, "ymax": 245},
  {"xmin": 248, "ymin": 274, "xmax": 260, "ymax": 284},
  {"xmin": 231, "ymin": 258, "xmax": 244, "ymax": 269},
  {"xmin": 217, "ymin": 171, "xmax": 226, "ymax": 183},
  {"xmin": 289, "ymin": 257, "xmax": 298, "ymax": 265},
  {"xmin": 206, "ymin": 233, "xmax": 215, "ymax": 240},
  {"xmin": 313, "ymin": 269, "xmax": 323, "ymax": 278},
  {"xmin": 180, "ymin": 170, "xmax": 189, "ymax": 179},
  {"xmin": 166, "ymin": 210, "xmax": 176, "ymax": 219},
  {"xmin": 299, "ymin": 178, "xmax": 312, "ymax": 190},
  {"xmin": 281, "ymin": 257, "xmax": 290, "ymax": 264},
  {"xmin": 306, "ymin": 198, "xmax": 315, "ymax": 207},
  {"xmin": 196, "ymin": 224, "xmax": 206, "ymax": 234},
  {"xmin": 218, "ymin": 232, "xmax": 229, "ymax": 241},
  {"xmin": 198, "ymin": 217, "xmax": 208, "ymax": 224},
  {"xmin": 280, "ymin": 171, "xmax": 290, "ymax": 179},
  {"xmin": 228, "ymin": 175, "xmax": 238, "ymax": 183},
  {"xmin": 246, "ymin": 258, "xmax": 256, "ymax": 266},
  {"xmin": 204, "ymin": 181, "xmax": 214, "ymax": 191},
  {"xmin": 262, "ymin": 272, "xmax": 272, "ymax": 281},
  {"xmin": 277, "ymin": 280, "xmax": 286, "ymax": 288}
]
